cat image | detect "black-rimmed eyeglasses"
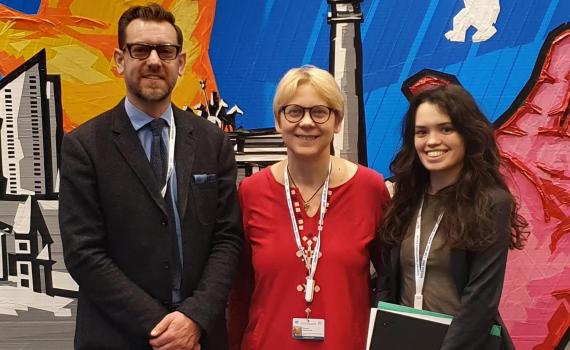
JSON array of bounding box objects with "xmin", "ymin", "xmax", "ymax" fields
[
  {"xmin": 123, "ymin": 43, "xmax": 181, "ymax": 61},
  {"xmin": 281, "ymin": 104, "xmax": 333, "ymax": 124}
]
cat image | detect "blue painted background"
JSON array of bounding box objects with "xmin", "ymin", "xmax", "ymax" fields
[
  {"xmin": 210, "ymin": 0, "xmax": 570, "ymax": 175},
  {"xmin": 2, "ymin": 0, "xmax": 569, "ymax": 175},
  {"xmin": 0, "ymin": 0, "xmax": 39, "ymax": 14}
]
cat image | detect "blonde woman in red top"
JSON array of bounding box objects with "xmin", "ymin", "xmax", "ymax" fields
[{"xmin": 228, "ymin": 66, "xmax": 390, "ymax": 349}]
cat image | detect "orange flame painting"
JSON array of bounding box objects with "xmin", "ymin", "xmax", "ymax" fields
[{"xmin": 0, "ymin": 0, "xmax": 218, "ymax": 132}]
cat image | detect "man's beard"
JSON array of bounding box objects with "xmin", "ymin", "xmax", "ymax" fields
[
  {"xmin": 134, "ymin": 85, "xmax": 171, "ymax": 102},
  {"xmin": 128, "ymin": 78, "xmax": 173, "ymax": 103}
]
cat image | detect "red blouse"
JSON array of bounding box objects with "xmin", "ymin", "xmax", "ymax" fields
[{"xmin": 229, "ymin": 165, "xmax": 390, "ymax": 350}]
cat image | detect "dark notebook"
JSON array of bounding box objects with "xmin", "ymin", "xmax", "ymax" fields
[{"xmin": 367, "ymin": 302, "xmax": 502, "ymax": 350}]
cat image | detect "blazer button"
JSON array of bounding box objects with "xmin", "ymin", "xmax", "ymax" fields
[
  {"xmin": 162, "ymin": 262, "xmax": 170, "ymax": 270},
  {"xmin": 161, "ymin": 218, "xmax": 168, "ymax": 226}
]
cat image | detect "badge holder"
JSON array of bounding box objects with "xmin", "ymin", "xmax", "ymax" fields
[{"xmin": 292, "ymin": 317, "xmax": 325, "ymax": 340}]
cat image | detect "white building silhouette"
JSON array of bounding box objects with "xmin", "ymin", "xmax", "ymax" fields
[{"xmin": 0, "ymin": 50, "xmax": 60, "ymax": 196}]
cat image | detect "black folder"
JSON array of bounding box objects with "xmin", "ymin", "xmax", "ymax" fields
[{"xmin": 366, "ymin": 302, "xmax": 502, "ymax": 350}]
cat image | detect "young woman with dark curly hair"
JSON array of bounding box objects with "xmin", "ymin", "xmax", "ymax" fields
[{"xmin": 376, "ymin": 84, "xmax": 527, "ymax": 350}]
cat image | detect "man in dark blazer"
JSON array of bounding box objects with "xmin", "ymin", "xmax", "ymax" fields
[{"xmin": 59, "ymin": 4, "xmax": 242, "ymax": 349}]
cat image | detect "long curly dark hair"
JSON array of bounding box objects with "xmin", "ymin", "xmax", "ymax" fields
[{"xmin": 380, "ymin": 84, "xmax": 527, "ymax": 250}]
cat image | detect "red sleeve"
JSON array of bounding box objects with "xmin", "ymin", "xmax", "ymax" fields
[{"xmin": 228, "ymin": 179, "xmax": 254, "ymax": 350}]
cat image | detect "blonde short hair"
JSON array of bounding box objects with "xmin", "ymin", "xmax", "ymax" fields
[{"xmin": 273, "ymin": 65, "xmax": 345, "ymax": 123}]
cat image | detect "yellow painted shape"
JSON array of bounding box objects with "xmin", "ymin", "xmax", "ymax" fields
[
  {"xmin": 60, "ymin": 77, "xmax": 125, "ymax": 125},
  {"xmin": 171, "ymin": 1, "xmax": 199, "ymax": 37},
  {"xmin": 0, "ymin": 26, "xmax": 27, "ymax": 50},
  {"xmin": 0, "ymin": 21, "xmax": 15, "ymax": 37},
  {"xmin": 49, "ymin": 45, "xmax": 112, "ymax": 84},
  {"xmin": 10, "ymin": 40, "xmax": 30, "ymax": 53}
]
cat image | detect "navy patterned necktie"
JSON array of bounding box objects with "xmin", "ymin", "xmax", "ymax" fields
[
  {"xmin": 149, "ymin": 118, "xmax": 168, "ymax": 187},
  {"xmin": 148, "ymin": 118, "xmax": 182, "ymax": 302}
]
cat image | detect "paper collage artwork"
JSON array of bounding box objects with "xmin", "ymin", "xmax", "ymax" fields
[{"xmin": 0, "ymin": 0, "xmax": 568, "ymax": 349}]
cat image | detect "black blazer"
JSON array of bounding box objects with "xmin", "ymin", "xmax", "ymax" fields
[
  {"xmin": 59, "ymin": 100, "xmax": 243, "ymax": 349},
  {"xmin": 376, "ymin": 190, "xmax": 515, "ymax": 350}
]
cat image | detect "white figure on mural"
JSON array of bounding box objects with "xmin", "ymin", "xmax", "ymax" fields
[{"xmin": 445, "ymin": 0, "xmax": 500, "ymax": 43}]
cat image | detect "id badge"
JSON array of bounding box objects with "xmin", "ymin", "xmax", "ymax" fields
[{"xmin": 292, "ymin": 318, "xmax": 325, "ymax": 340}]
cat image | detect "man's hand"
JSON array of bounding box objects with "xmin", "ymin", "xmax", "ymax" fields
[{"xmin": 149, "ymin": 311, "xmax": 201, "ymax": 350}]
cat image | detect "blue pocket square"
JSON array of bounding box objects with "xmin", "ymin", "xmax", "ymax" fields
[{"xmin": 193, "ymin": 173, "xmax": 217, "ymax": 184}]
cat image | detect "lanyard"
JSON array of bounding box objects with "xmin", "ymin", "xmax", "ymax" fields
[
  {"xmin": 413, "ymin": 196, "xmax": 444, "ymax": 310},
  {"xmin": 161, "ymin": 116, "xmax": 176, "ymax": 198},
  {"xmin": 284, "ymin": 160, "xmax": 331, "ymax": 304}
]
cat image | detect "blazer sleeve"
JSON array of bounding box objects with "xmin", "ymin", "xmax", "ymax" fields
[
  {"xmin": 177, "ymin": 132, "xmax": 244, "ymax": 334},
  {"xmin": 374, "ymin": 177, "xmax": 396, "ymax": 305},
  {"xmin": 441, "ymin": 193, "xmax": 512, "ymax": 350},
  {"xmin": 59, "ymin": 132, "xmax": 169, "ymax": 337},
  {"xmin": 375, "ymin": 243, "xmax": 397, "ymax": 304}
]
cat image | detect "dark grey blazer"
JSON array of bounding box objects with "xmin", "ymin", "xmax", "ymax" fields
[
  {"xmin": 59, "ymin": 100, "xmax": 243, "ymax": 350},
  {"xmin": 376, "ymin": 190, "xmax": 515, "ymax": 350}
]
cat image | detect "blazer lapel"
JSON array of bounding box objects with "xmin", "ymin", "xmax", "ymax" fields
[
  {"xmin": 173, "ymin": 107, "xmax": 196, "ymax": 219},
  {"xmin": 111, "ymin": 102, "xmax": 167, "ymax": 215}
]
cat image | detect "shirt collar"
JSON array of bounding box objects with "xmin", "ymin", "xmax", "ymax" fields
[{"xmin": 125, "ymin": 97, "xmax": 173, "ymax": 131}]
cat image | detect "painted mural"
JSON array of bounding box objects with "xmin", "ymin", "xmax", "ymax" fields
[
  {"xmin": 0, "ymin": 0, "xmax": 217, "ymax": 132},
  {"xmin": 0, "ymin": 0, "xmax": 568, "ymax": 349}
]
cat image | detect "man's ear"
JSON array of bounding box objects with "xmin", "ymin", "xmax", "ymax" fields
[
  {"xmin": 177, "ymin": 52, "xmax": 187, "ymax": 77},
  {"xmin": 114, "ymin": 48, "xmax": 125, "ymax": 75}
]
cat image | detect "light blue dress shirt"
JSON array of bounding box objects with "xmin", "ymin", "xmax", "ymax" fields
[{"xmin": 125, "ymin": 98, "xmax": 183, "ymax": 305}]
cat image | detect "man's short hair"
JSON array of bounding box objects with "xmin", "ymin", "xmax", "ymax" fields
[{"xmin": 118, "ymin": 3, "xmax": 183, "ymax": 49}]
